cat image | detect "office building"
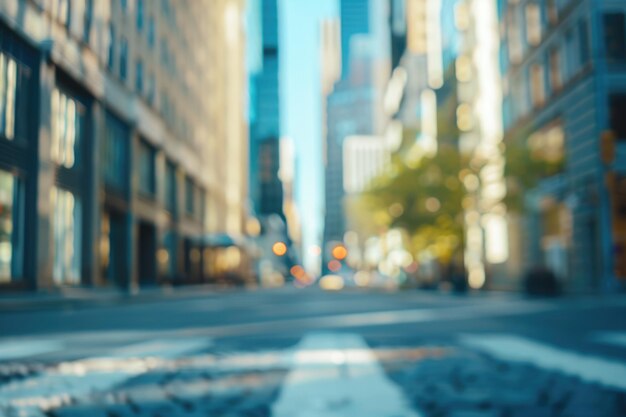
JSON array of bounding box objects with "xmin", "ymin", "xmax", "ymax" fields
[
  {"xmin": 0, "ymin": 0, "xmax": 249, "ymax": 291},
  {"xmin": 498, "ymin": 0, "xmax": 626, "ymax": 290},
  {"xmin": 249, "ymin": 0, "xmax": 283, "ymax": 220}
]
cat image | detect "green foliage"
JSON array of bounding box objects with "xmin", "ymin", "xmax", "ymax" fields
[
  {"xmin": 503, "ymin": 139, "xmax": 565, "ymax": 212},
  {"xmin": 361, "ymin": 143, "xmax": 468, "ymax": 262}
]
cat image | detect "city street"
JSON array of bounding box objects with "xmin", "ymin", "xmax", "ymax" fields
[{"xmin": 1, "ymin": 288, "xmax": 626, "ymax": 416}]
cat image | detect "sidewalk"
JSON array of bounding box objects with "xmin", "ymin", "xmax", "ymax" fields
[{"xmin": 0, "ymin": 284, "xmax": 230, "ymax": 313}]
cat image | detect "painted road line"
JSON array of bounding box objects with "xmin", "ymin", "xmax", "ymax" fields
[
  {"xmin": 176, "ymin": 300, "xmax": 556, "ymax": 338},
  {"xmin": 460, "ymin": 334, "xmax": 626, "ymax": 391},
  {"xmin": 0, "ymin": 340, "xmax": 64, "ymax": 361},
  {"xmin": 0, "ymin": 337, "xmax": 214, "ymax": 410},
  {"xmin": 272, "ymin": 332, "xmax": 422, "ymax": 417},
  {"xmin": 591, "ymin": 332, "xmax": 626, "ymax": 349},
  {"xmin": 108, "ymin": 337, "xmax": 213, "ymax": 359}
]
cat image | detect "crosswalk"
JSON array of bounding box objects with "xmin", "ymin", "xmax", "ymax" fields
[
  {"xmin": 1, "ymin": 329, "xmax": 626, "ymax": 415},
  {"xmin": 272, "ymin": 333, "xmax": 421, "ymax": 417},
  {"xmin": 461, "ymin": 333, "xmax": 626, "ymax": 391}
]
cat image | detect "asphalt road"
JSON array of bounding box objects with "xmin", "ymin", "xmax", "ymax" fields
[{"xmin": 1, "ymin": 288, "xmax": 626, "ymax": 416}]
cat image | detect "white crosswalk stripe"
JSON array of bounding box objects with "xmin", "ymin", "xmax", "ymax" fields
[
  {"xmin": 0, "ymin": 340, "xmax": 64, "ymax": 361},
  {"xmin": 591, "ymin": 331, "xmax": 626, "ymax": 349},
  {"xmin": 272, "ymin": 332, "xmax": 421, "ymax": 417},
  {"xmin": 460, "ymin": 334, "xmax": 626, "ymax": 391},
  {"xmin": 0, "ymin": 336, "xmax": 214, "ymax": 410}
]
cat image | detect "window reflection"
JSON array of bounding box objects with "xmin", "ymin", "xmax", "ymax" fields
[
  {"xmin": 51, "ymin": 89, "xmax": 81, "ymax": 168},
  {"xmin": 0, "ymin": 171, "xmax": 14, "ymax": 282},
  {"xmin": 51, "ymin": 187, "xmax": 82, "ymax": 285},
  {"xmin": 0, "ymin": 52, "xmax": 17, "ymax": 140}
]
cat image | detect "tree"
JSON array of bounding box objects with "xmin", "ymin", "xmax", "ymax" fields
[{"xmin": 360, "ymin": 143, "xmax": 468, "ymax": 263}]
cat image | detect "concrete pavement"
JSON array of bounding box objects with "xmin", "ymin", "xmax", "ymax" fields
[{"xmin": 0, "ymin": 288, "xmax": 625, "ymax": 416}]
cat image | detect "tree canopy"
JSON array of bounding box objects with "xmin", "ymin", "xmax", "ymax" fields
[{"xmin": 359, "ymin": 143, "xmax": 468, "ymax": 263}]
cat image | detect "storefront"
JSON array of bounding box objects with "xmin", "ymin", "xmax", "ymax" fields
[
  {"xmin": 101, "ymin": 110, "xmax": 131, "ymax": 288},
  {"xmin": 0, "ymin": 23, "xmax": 38, "ymax": 289},
  {"xmin": 48, "ymin": 79, "xmax": 91, "ymax": 286}
]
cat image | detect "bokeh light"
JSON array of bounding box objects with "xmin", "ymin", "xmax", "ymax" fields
[
  {"xmin": 272, "ymin": 242, "xmax": 287, "ymax": 257},
  {"xmin": 328, "ymin": 260, "xmax": 342, "ymax": 272},
  {"xmin": 331, "ymin": 245, "xmax": 348, "ymax": 260}
]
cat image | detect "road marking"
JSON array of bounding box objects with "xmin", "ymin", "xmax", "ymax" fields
[
  {"xmin": 0, "ymin": 340, "xmax": 64, "ymax": 361},
  {"xmin": 109, "ymin": 337, "xmax": 213, "ymax": 358},
  {"xmin": 591, "ymin": 332, "xmax": 626, "ymax": 348},
  {"xmin": 460, "ymin": 334, "xmax": 626, "ymax": 391},
  {"xmin": 0, "ymin": 337, "xmax": 214, "ymax": 410},
  {"xmin": 176, "ymin": 300, "xmax": 555, "ymax": 337},
  {"xmin": 272, "ymin": 332, "xmax": 421, "ymax": 417}
]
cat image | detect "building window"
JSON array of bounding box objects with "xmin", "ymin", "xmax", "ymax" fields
[
  {"xmin": 136, "ymin": 0, "xmax": 144, "ymax": 31},
  {"xmin": 148, "ymin": 17, "xmax": 155, "ymax": 48},
  {"xmin": 530, "ymin": 63, "xmax": 545, "ymax": 107},
  {"xmin": 83, "ymin": 0, "xmax": 93, "ymax": 43},
  {"xmin": 120, "ymin": 0, "xmax": 127, "ymax": 11},
  {"xmin": 564, "ymin": 30, "xmax": 576, "ymax": 81},
  {"xmin": 103, "ymin": 112, "xmax": 129, "ymax": 193},
  {"xmin": 609, "ymin": 95, "xmax": 626, "ymax": 140},
  {"xmin": 119, "ymin": 37, "xmax": 128, "ymax": 81},
  {"xmin": 135, "ymin": 60, "xmax": 143, "ymax": 93},
  {"xmin": 137, "ymin": 140, "xmax": 156, "ymax": 197},
  {"xmin": 604, "ymin": 13, "xmax": 626, "ymax": 63},
  {"xmin": 549, "ymin": 47, "xmax": 562, "ymax": 92},
  {"xmin": 546, "ymin": 0, "xmax": 558, "ymax": 25},
  {"xmin": 578, "ymin": 19, "xmax": 590, "ymax": 65},
  {"xmin": 0, "ymin": 52, "xmax": 33, "ymax": 143},
  {"xmin": 526, "ymin": 3, "xmax": 542, "ymax": 47},
  {"xmin": 527, "ymin": 121, "xmax": 565, "ymax": 169},
  {"xmin": 146, "ymin": 72, "xmax": 155, "ymax": 104},
  {"xmin": 507, "ymin": 10, "xmax": 522, "ymax": 64},
  {"xmin": 0, "ymin": 53, "xmax": 17, "ymax": 141},
  {"xmin": 165, "ymin": 161, "xmax": 177, "ymax": 214},
  {"xmin": 51, "ymin": 187, "xmax": 81, "ymax": 285},
  {"xmin": 195, "ymin": 185, "xmax": 204, "ymax": 221},
  {"xmin": 108, "ymin": 24, "xmax": 116, "ymax": 71},
  {"xmin": 160, "ymin": 38, "xmax": 169, "ymax": 68},
  {"xmin": 162, "ymin": 230, "xmax": 177, "ymax": 277},
  {"xmin": 185, "ymin": 176, "xmax": 194, "ymax": 215},
  {"xmin": 0, "ymin": 170, "xmax": 24, "ymax": 283},
  {"xmin": 65, "ymin": 0, "xmax": 72, "ymax": 29},
  {"xmin": 51, "ymin": 89, "xmax": 84, "ymax": 169}
]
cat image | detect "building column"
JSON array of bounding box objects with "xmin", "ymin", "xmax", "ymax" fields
[
  {"xmin": 34, "ymin": 55, "xmax": 56, "ymax": 290},
  {"xmin": 84, "ymin": 100, "xmax": 105, "ymax": 287}
]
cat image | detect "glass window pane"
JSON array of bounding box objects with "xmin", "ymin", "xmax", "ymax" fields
[
  {"xmin": 51, "ymin": 187, "xmax": 82, "ymax": 285},
  {"xmin": 50, "ymin": 89, "xmax": 82, "ymax": 168},
  {"xmin": 0, "ymin": 171, "xmax": 14, "ymax": 282},
  {"xmin": 604, "ymin": 13, "xmax": 626, "ymax": 62},
  {"xmin": 0, "ymin": 54, "xmax": 17, "ymax": 140},
  {"xmin": 138, "ymin": 140, "xmax": 156, "ymax": 196},
  {"xmin": 103, "ymin": 113, "xmax": 129, "ymax": 192}
]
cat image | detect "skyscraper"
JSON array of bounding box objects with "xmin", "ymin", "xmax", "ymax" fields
[
  {"xmin": 323, "ymin": 0, "xmax": 391, "ymax": 271},
  {"xmin": 340, "ymin": 0, "xmax": 371, "ymax": 79},
  {"xmin": 498, "ymin": 0, "xmax": 626, "ymax": 291},
  {"xmin": 249, "ymin": 0, "xmax": 283, "ymax": 219}
]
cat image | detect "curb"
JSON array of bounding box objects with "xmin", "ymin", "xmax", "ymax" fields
[{"xmin": 0, "ymin": 284, "xmax": 236, "ymax": 313}]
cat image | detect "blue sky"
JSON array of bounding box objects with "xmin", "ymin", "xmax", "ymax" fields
[{"xmin": 280, "ymin": 0, "xmax": 338, "ymax": 272}]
